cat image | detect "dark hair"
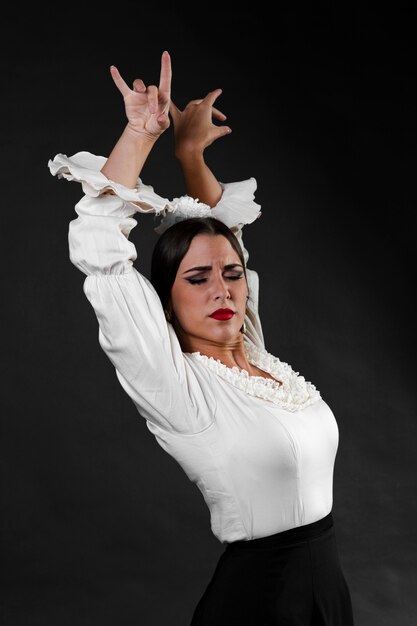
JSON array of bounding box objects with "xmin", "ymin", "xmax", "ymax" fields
[{"xmin": 150, "ymin": 217, "xmax": 247, "ymax": 313}]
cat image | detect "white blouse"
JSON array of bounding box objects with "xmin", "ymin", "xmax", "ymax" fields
[{"xmin": 48, "ymin": 151, "xmax": 339, "ymax": 544}]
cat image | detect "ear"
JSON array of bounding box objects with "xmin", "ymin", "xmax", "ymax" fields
[{"xmin": 163, "ymin": 296, "xmax": 171, "ymax": 321}]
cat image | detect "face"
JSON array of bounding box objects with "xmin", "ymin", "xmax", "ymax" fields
[{"xmin": 170, "ymin": 234, "xmax": 248, "ymax": 348}]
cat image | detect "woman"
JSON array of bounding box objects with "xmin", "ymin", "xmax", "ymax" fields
[{"xmin": 49, "ymin": 51, "xmax": 354, "ymax": 625}]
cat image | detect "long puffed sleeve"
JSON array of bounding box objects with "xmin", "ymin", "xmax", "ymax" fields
[
  {"xmin": 211, "ymin": 179, "xmax": 264, "ymax": 350},
  {"xmin": 49, "ymin": 151, "xmax": 216, "ymax": 435},
  {"xmin": 48, "ymin": 151, "xmax": 263, "ymax": 434}
]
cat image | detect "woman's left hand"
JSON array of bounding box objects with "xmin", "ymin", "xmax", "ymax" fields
[{"xmin": 169, "ymin": 89, "xmax": 232, "ymax": 159}]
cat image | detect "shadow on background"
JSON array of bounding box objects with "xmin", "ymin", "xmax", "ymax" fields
[{"xmin": 1, "ymin": 5, "xmax": 416, "ymax": 626}]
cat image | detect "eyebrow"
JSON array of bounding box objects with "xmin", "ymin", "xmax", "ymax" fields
[{"xmin": 182, "ymin": 263, "xmax": 244, "ymax": 275}]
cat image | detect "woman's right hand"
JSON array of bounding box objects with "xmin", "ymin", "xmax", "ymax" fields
[{"xmin": 110, "ymin": 51, "xmax": 172, "ymax": 141}]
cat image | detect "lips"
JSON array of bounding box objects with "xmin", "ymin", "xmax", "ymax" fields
[{"xmin": 209, "ymin": 308, "xmax": 235, "ymax": 321}]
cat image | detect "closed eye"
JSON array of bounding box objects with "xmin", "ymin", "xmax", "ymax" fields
[
  {"xmin": 187, "ymin": 273, "xmax": 244, "ymax": 285},
  {"xmin": 227, "ymin": 274, "xmax": 244, "ymax": 280},
  {"xmin": 187, "ymin": 277, "xmax": 207, "ymax": 285}
]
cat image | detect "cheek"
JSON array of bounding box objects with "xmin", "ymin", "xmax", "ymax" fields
[
  {"xmin": 171, "ymin": 284, "xmax": 204, "ymax": 318},
  {"xmin": 238, "ymin": 279, "xmax": 249, "ymax": 303}
]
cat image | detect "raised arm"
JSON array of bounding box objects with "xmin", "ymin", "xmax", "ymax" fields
[
  {"xmin": 169, "ymin": 90, "xmax": 231, "ymax": 206},
  {"xmin": 169, "ymin": 91, "xmax": 265, "ymax": 350},
  {"xmin": 48, "ymin": 53, "xmax": 216, "ymax": 435},
  {"xmin": 101, "ymin": 50, "xmax": 172, "ymax": 187}
]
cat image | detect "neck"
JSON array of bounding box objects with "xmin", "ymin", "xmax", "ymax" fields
[{"xmin": 176, "ymin": 329, "xmax": 251, "ymax": 371}]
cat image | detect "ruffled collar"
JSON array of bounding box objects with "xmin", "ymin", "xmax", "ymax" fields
[{"xmin": 188, "ymin": 339, "xmax": 321, "ymax": 412}]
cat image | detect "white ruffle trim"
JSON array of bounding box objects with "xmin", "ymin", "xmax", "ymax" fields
[
  {"xmin": 154, "ymin": 179, "xmax": 262, "ymax": 235},
  {"xmin": 48, "ymin": 152, "xmax": 262, "ymax": 234},
  {"xmin": 189, "ymin": 339, "xmax": 321, "ymax": 412},
  {"xmin": 153, "ymin": 195, "xmax": 212, "ymax": 234},
  {"xmin": 48, "ymin": 151, "xmax": 171, "ymax": 214},
  {"xmin": 213, "ymin": 178, "xmax": 261, "ymax": 231}
]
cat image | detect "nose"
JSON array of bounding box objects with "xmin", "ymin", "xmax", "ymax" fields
[{"xmin": 212, "ymin": 274, "xmax": 231, "ymax": 301}]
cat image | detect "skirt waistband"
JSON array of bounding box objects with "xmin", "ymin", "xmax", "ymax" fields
[{"xmin": 227, "ymin": 512, "xmax": 334, "ymax": 551}]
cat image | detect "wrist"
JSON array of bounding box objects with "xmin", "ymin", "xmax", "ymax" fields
[
  {"xmin": 175, "ymin": 145, "xmax": 205, "ymax": 164},
  {"xmin": 124, "ymin": 124, "xmax": 160, "ymax": 146}
]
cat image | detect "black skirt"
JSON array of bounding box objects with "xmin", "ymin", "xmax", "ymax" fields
[{"xmin": 190, "ymin": 512, "xmax": 354, "ymax": 625}]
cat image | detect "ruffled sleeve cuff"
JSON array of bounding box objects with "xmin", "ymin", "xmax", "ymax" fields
[
  {"xmin": 152, "ymin": 177, "xmax": 262, "ymax": 258},
  {"xmin": 211, "ymin": 178, "xmax": 262, "ymax": 231},
  {"xmin": 48, "ymin": 151, "xmax": 171, "ymax": 217},
  {"xmin": 211, "ymin": 178, "xmax": 262, "ymax": 265}
]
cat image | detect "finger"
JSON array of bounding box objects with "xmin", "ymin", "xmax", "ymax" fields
[
  {"xmin": 187, "ymin": 99, "xmax": 203, "ymax": 105},
  {"xmin": 109, "ymin": 65, "xmax": 131, "ymax": 97},
  {"xmin": 212, "ymin": 106, "xmax": 227, "ymax": 121},
  {"xmin": 159, "ymin": 50, "xmax": 172, "ymax": 100},
  {"xmin": 147, "ymin": 85, "xmax": 159, "ymax": 114},
  {"xmin": 156, "ymin": 112, "xmax": 171, "ymax": 130},
  {"xmin": 169, "ymin": 100, "xmax": 182, "ymax": 123},
  {"xmin": 133, "ymin": 78, "xmax": 146, "ymax": 93},
  {"xmin": 216, "ymin": 126, "xmax": 232, "ymax": 137},
  {"xmin": 203, "ymin": 88, "xmax": 223, "ymax": 107},
  {"xmin": 214, "ymin": 125, "xmax": 232, "ymax": 139}
]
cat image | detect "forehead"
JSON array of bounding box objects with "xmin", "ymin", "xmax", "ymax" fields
[{"xmin": 179, "ymin": 234, "xmax": 241, "ymax": 266}]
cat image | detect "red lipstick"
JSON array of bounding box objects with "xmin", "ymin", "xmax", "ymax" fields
[{"xmin": 209, "ymin": 308, "xmax": 235, "ymax": 320}]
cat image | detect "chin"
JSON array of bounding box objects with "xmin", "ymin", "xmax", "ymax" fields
[
  {"xmin": 207, "ymin": 326, "xmax": 241, "ymax": 343},
  {"xmin": 176, "ymin": 318, "xmax": 242, "ymax": 345}
]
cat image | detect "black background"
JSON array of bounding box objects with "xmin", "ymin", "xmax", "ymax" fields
[{"xmin": 1, "ymin": 4, "xmax": 416, "ymax": 625}]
